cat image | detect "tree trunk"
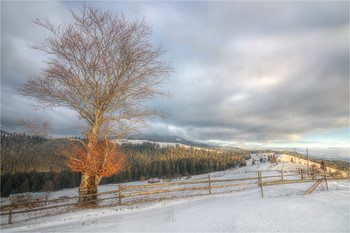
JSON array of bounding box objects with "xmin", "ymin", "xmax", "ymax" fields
[
  {"xmin": 78, "ymin": 173, "xmax": 101, "ymax": 203},
  {"xmin": 78, "ymin": 125, "xmax": 104, "ymax": 203}
]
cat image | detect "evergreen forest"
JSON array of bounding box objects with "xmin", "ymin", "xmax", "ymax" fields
[{"xmin": 1, "ymin": 132, "xmax": 249, "ymax": 197}]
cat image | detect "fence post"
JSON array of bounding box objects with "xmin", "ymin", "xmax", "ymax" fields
[
  {"xmin": 8, "ymin": 206, "xmax": 13, "ymax": 224},
  {"xmin": 324, "ymin": 172, "xmax": 328, "ymax": 190},
  {"xmin": 258, "ymin": 171, "xmax": 264, "ymax": 198},
  {"xmin": 118, "ymin": 183, "xmax": 122, "ymax": 205},
  {"xmin": 281, "ymin": 169, "xmax": 284, "ymax": 181},
  {"xmin": 301, "ymin": 169, "xmax": 304, "ymax": 180},
  {"xmin": 208, "ymin": 174, "xmax": 212, "ymax": 195},
  {"xmin": 27, "ymin": 193, "xmax": 32, "ymax": 208}
]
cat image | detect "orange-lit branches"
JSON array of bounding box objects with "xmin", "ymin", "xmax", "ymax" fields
[{"xmin": 63, "ymin": 141, "xmax": 126, "ymax": 177}]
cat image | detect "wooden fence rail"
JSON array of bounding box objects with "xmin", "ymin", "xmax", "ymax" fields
[
  {"xmin": 0, "ymin": 189, "xmax": 119, "ymax": 210},
  {"xmin": 262, "ymin": 177, "xmax": 348, "ymax": 186},
  {"xmin": 1, "ymin": 170, "xmax": 344, "ymax": 225}
]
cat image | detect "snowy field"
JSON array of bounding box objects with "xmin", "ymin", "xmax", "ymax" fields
[{"xmin": 1, "ymin": 154, "xmax": 349, "ymax": 232}]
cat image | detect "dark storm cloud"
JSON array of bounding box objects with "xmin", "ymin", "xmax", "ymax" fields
[
  {"xmin": 1, "ymin": 1, "xmax": 78, "ymax": 136},
  {"xmin": 147, "ymin": 1, "xmax": 349, "ymax": 144},
  {"xmin": 1, "ymin": 1, "xmax": 348, "ymax": 145}
]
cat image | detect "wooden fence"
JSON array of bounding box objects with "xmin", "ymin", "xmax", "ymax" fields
[{"xmin": 1, "ymin": 169, "xmax": 347, "ymax": 225}]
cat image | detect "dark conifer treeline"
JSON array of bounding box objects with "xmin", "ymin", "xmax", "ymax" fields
[
  {"xmin": 1, "ymin": 132, "xmax": 68, "ymax": 173},
  {"xmin": 1, "ymin": 133, "xmax": 249, "ymax": 197},
  {"xmin": 1, "ymin": 171, "xmax": 82, "ymax": 197},
  {"xmin": 103, "ymin": 143, "xmax": 249, "ymax": 184}
]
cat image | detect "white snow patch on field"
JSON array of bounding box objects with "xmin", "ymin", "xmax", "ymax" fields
[{"xmin": 1, "ymin": 157, "xmax": 349, "ymax": 232}]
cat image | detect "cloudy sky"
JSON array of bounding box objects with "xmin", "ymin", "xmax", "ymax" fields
[{"xmin": 1, "ymin": 1, "xmax": 349, "ymax": 150}]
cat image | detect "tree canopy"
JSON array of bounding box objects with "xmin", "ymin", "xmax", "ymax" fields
[{"xmin": 16, "ymin": 4, "xmax": 173, "ymax": 199}]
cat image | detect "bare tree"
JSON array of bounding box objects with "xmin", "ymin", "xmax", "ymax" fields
[{"xmin": 17, "ymin": 4, "xmax": 172, "ymax": 201}]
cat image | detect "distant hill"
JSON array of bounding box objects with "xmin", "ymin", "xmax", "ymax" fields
[
  {"xmin": 209, "ymin": 146, "xmax": 251, "ymax": 153},
  {"xmin": 125, "ymin": 134, "xmax": 210, "ymax": 148}
]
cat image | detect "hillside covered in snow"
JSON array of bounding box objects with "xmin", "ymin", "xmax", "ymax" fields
[{"xmin": 2, "ymin": 155, "xmax": 349, "ymax": 232}]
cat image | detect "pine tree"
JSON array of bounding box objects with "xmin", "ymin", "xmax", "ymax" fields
[{"xmin": 2, "ymin": 177, "xmax": 13, "ymax": 196}]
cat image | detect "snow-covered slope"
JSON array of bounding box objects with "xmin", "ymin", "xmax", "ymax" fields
[
  {"xmin": 115, "ymin": 139, "xmax": 218, "ymax": 152},
  {"xmin": 117, "ymin": 134, "xmax": 210, "ymax": 148},
  {"xmin": 115, "ymin": 139, "xmax": 189, "ymax": 148},
  {"xmin": 2, "ymin": 158, "xmax": 349, "ymax": 232}
]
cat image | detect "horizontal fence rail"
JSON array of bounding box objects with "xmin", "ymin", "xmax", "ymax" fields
[
  {"xmin": 1, "ymin": 169, "xmax": 348, "ymax": 225},
  {"xmin": 122, "ymin": 186, "xmax": 210, "ymax": 198},
  {"xmin": 212, "ymin": 181, "xmax": 259, "ymax": 189}
]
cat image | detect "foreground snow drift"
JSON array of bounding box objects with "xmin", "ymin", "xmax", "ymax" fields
[
  {"xmin": 2, "ymin": 160, "xmax": 349, "ymax": 232},
  {"xmin": 2, "ymin": 181, "xmax": 349, "ymax": 232}
]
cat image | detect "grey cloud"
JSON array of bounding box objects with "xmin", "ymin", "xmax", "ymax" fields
[
  {"xmin": 1, "ymin": 1, "xmax": 78, "ymax": 136},
  {"xmin": 1, "ymin": 1, "xmax": 348, "ymax": 146},
  {"xmin": 151, "ymin": 2, "xmax": 349, "ymax": 143},
  {"xmin": 1, "ymin": 89, "xmax": 81, "ymax": 136}
]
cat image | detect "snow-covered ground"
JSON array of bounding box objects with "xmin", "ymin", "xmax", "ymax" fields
[{"xmin": 1, "ymin": 154, "xmax": 349, "ymax": 232}]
